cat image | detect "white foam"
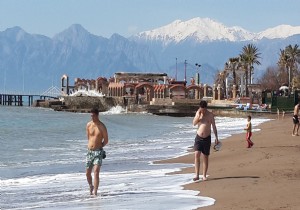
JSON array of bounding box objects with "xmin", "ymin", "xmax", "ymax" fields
[
  {"xmin": 1, "ymin": 169, "xmax": 215, "ymax": 210},
  {"xmin": 101, "ymin": 105, "xmax": 126, "ymax": 115}
]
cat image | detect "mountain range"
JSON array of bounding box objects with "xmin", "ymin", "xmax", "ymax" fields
[{"xmin": 1, "ymin": 17, "xmax": 300, "ymax": 92}]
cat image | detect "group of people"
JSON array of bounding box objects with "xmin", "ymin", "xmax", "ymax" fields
[{"xmin": 85, "ymin": 99, "xmax": 264, "ymax": 195}]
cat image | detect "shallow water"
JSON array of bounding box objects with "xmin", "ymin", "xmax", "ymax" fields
[{"xmin": 0, "ymin": 106, "xmax": 270, "ymax": 209}]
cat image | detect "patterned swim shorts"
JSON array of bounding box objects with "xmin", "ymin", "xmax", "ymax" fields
[{"xmin": 86, "ymin": 149, "xmax": 105, "ymax": 168}]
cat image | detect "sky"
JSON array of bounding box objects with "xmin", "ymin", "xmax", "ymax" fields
[{"xmin": 0, "ymin": 0, "xmax": 299, "ymax": 38}]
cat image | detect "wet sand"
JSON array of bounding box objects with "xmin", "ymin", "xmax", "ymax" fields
[{"xmin": 158, "ymin": 113, "xmax": 300, "ymax": 209}]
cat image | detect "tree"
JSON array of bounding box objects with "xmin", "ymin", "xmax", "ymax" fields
[
  {"xmin": 285, "ymin": 44, "xmax": 300, "ymax": 68},
  {"xmin": 257, "ymin": 67, "xmax": 283, "ymax": 90},
  {"xmin": 278, "ymin": 44, "xmax": 300, "ymax": 89},
  {"xmin": 214, "ymin": 69, "xmax": 227, "ymax": 95},
  {"xmin": 226, "ymin": 57, "xmax": 240, "ymax": 86},
  {"xmin": 240, "ymin": 44, "xmax": 261, "ymax": 96}
]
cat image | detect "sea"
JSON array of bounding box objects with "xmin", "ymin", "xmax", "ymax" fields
[{"xmin": 0, "ymin": 106, "xmax": 271, "ymax": 210}]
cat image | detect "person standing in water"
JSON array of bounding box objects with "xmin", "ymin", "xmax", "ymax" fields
[
  {"xmin": 244, "ymin": 115, "xmax": 254, "ymax": 148},
  {"xmin": 192, "ymin": 100, "xmax": 219, "ymax": 181},
  {"xmin": 86, "ymin": 108, "xmax": 108, "ymax": 196}
]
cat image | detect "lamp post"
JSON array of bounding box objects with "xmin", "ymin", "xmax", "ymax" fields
[
  {"xmin": 184, "ymin": 60, "xmax": 187, "ymax": 82},
  {"xmin": 195, "ymin": 63, "xmax": 201, "ymax": 85},
  {"xmin": 288, "ymin": 66, "xmax": 291, "ymax": 89}
]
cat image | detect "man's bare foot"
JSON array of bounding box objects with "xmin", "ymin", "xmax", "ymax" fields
[
  {"xmin": 202, "ymin": 177, "xmax": 207, "ymax": 181},
  {"xmin": 89, "ymin": 185, "xmax": 94, "ymax": 195},
  {"xmin": 292, "ymin": 134, "xmax": 296, "ymax": 136},
  {"xmin": 193, "ymin": 177, "xmax": 200, "ymax": 182}
]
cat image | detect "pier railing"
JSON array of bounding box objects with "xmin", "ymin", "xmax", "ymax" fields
[{"xmin": 0, "ymin": 86, "xmax": 64, "ymax": 106}]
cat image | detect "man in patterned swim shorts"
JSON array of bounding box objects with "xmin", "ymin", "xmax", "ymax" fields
[
  {"xmin": 86, "ymin": 108, "xmax": 108, "ymax": 196},
  {"xmin": 86, "ymin": 149, "xmax": 105, "ymax": 170}
]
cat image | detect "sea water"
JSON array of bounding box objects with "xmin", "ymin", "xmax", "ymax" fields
[{"xmin": 0, "ymin": 106, "xmax": 270, "ymax": 210}]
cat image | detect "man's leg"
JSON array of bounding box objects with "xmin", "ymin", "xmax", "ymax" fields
[
  {"xmin": 292, "ymin": 124, "xmax": 297, "ymax": 136},
  {"xmin": 93, "ymin": 165, "xmax": 101, "ymax": 196},
  {"xmin": 202, "ymin": 154, "xmax": 209, "ymax": 181},
  {"xmin": 246, "ymin": 134, "xmax": 251, "ymax": 147},
  {"xmin": 194, "ymin": 151, "xmax": 201, "ymax": 181},
  {"xmin": 86, "ymin": 167, "xmax": 94, "ymax": 195},
  {"xmin": 247, "ymin": 133, "xmax": 253, "ymax": 147}
]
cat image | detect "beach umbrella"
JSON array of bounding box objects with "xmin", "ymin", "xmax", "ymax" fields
[{"xmin": 279, "ymin": 86, "xmax": 289, "ymax": 90}]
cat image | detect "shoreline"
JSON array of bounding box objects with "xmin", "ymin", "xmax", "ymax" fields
[{"xmin": 157, "ymin": 113, "xmax": 300, "ymax": 209}]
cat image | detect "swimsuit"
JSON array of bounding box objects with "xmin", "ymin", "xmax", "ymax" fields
[
  {"xmin": 86, "ymin": 148, "xmax": 105, "ymax": 168},
  {"xmin": 194, "ymin": 134, "xmax": 211, "ymax": 156},
  {"xmin": 293, "ymin": 115, "xmax": 299, "ymax": 124}
]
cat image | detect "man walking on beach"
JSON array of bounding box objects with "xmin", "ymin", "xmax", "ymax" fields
[
  {"xmin": 86, "ymin": 108, "xmax": 108, "ymax": 196},
  {"xmin": 192, "ymin": 100, "xmax": 219, "ymax": 181},
  {"xmin": 292, "ymin": 102, "xmax": 300, "ymax": 136}
]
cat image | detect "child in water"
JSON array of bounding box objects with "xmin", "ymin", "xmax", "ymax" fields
[{"xmin": 244, "ymin": 115, "xmax": 254, "ymax": 148}]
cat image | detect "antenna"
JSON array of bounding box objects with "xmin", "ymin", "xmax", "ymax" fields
[
  {"xmin": 184, "ymin": 60, "xmax": 187, "ymax": 81},
  {"xmin": 175, "ymin": 58, "xmax": 178, "ymax": 81}
]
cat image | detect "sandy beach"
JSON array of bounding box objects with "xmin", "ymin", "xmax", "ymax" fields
[{"xmin": 158, "ymin": 113, "xmax": 300, "ymax": 209}]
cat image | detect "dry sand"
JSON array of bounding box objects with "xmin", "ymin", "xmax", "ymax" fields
[{"xmin": 157, "ymin": 113, "xmax": 300, "ymax": 210}]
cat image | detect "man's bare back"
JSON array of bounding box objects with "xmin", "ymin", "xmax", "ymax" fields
[{"xmin": 294, "ymin": 104, "xmax": 300, "ymax": 116}]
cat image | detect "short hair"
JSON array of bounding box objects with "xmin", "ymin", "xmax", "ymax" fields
[
  {"xmin": 91, "ymin": 108, "xmax": 99, "ymax": 115},
  {"xmin": 247, "ymin": 115, "xmax": 251, "ymax": 120},
  {"xmin": 199, "ymin": 100, "xmax": 207, "ymax": 108}
]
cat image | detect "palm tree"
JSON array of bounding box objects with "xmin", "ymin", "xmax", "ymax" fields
[
  {"xmin": 285, "ymin": 44, "xmax": 300, "ymax": 88},
  {"xmin": 226, "ymin": 57, "xmax": 240, "ymax": 86},
  {"xmin": 277, "ymin": 49, "xmax": 290, "ymax": 87},
  {"xmin": 215, "ymin": 69, "xmax": 228, "ymax": 93},
  {"xmin": 277, "ymin": 44, "xmax": 300, "ymax": 89},
  {"xmin": 285, "ymin": 44, "xmax": 300, "ymax": 67},
  {"xmin": 240, "ymin": 44, "xmax": 261, "ymax": 96}
]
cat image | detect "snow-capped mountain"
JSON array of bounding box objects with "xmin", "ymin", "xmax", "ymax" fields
[
  {"xmin": 134, "ymin": 17, "xmax": 300, "ymax": 44},
  {"xmin": 257, "ymin": 25, "xmax": 300, "ymax": 39}
]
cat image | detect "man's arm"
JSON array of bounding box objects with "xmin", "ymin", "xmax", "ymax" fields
[
  {"xmin": 86, "ymin": 123, "xmax": 90, "ymax": 141},
  {"xmin": 101, "ymin": 123, "xmax": 108, "ymax": 147},
  {"xmin": 193, "ymin": 109, "xmax": 201, "ymax": 126},
  {"xmin": 211, "ymin": 115, "xmax": 219, "ymax": 144}
]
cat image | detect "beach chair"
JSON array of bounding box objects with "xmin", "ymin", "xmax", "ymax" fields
[
  {"xmin": 244, "ymin": 103, "xmax": 251, "ymax": 111},
  {"xmin": 236, "ymin": 104, "xmax": 243, "ymax": 110}
]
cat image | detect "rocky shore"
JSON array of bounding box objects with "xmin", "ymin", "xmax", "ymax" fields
[{"xmin": 33, "ymin": 96, "xmax": 278, "ymax": 117}]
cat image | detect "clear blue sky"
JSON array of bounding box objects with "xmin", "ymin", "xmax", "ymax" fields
[{"xmin": 0, "ymin": 0, "xmax": 299, "ymax": 38}]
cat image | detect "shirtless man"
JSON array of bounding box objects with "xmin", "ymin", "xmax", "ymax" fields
[
  {"xmin": 292, "ymin": 102, "xmax": 300, "ymax": 136},
  {"xmin": 192, "ymin": 100, "xmax": 219, "ymax": 181},
  {"xmin": 86, "ymin": 108, "xmax": 108, "ymax": 195}
]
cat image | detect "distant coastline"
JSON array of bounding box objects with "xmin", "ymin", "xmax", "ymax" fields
[{"xmin": 32, "ymin": 96, "xmax": 280, "ymax": 118}]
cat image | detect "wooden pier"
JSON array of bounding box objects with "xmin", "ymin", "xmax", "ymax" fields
[{"xmin": 0, "ymin": 93, "xmax": 57, "ymax": 106}]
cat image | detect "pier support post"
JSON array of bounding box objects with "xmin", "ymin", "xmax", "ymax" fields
[
  {"xmin": 232, "ymin": 85, "xmax": 237, "ymax": 99},
  {"xmin": 217, "ymin": 84, "xmax": 221, "ymax": 100}
]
